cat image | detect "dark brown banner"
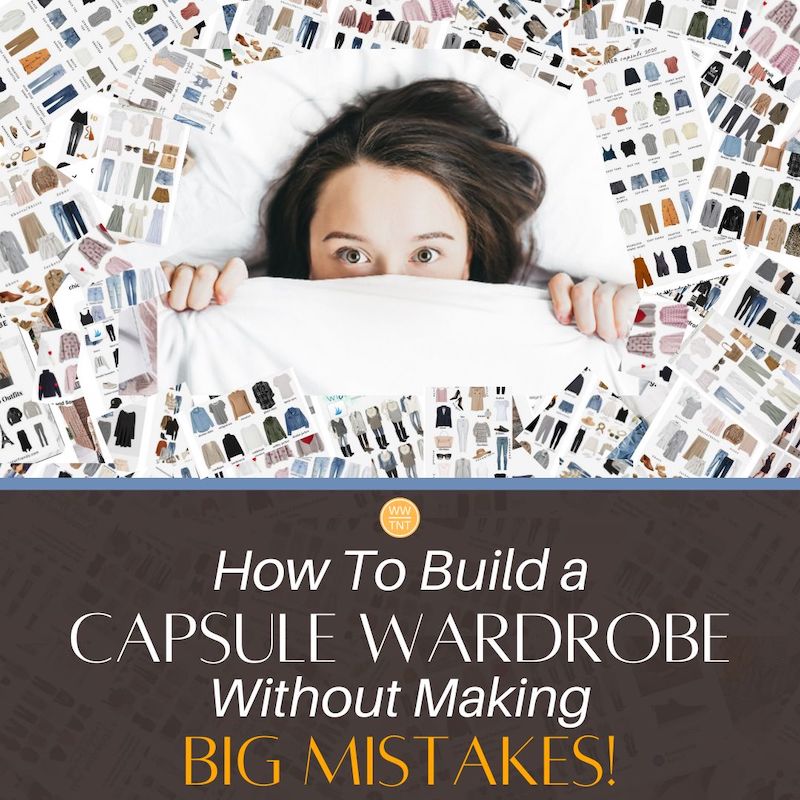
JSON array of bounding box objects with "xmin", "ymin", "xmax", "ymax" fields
[{"xmin": 1, "ymin": 491, "xmax": 799, "ymax": 799}]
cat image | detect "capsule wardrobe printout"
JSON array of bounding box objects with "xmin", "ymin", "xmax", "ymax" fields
[
  {"xmin": 318, "ymin": 394, "xmax": 425, "ymax": 478},
  {"xmin": 673, "ymin": 308, "xmax": 800, "ymax": 439},
  {"xmin": 695, "ymin": 44, "xmax": 798, "ymax": 141},
  {"xmin": 33, "ymin": 327, "xmax": 83, "ymax": 405},
  {"xmin": 91, "ymin": 102, "xmax": 189, "ymax": 247},
  {"xmin": 110, "ymin": 49, "xmax": 239, "ymax": 135},
  {"xmin": 0, "ymin": 315, "xmax": 65, "ymax": 462},
  {"xmin": 0, "ymin": 0, "xmax": 218, "ymax": 142},
  {"xmin": 0, "ymin": 158, "xmax": 100, "ymax": 315},
  {"xmin": 692, "ymin": 124, "xmax": 800, "ymax": 261},
  {"xmin": 736, "ymin": 0, "xmax": 800, "ymax": 86},
  {"xmin": 181, "ymin": 369, "xmax": 322, "ymax": 477},
  {"xmin": 227, "ymin": 0, "xmax": 330, "ymax": 62},
  {"xmin": 613, "ymin": 0, "xmax": 745, "ymax": 48},
  {"xmin": 633, "ymin": 374, "xmax": 761, "ymax": 475},
  {"xmin": 621, "ymin": 297, "xmax": 691, "ymax": 381},
  {"xmin": 720, "ymin": 251, "xmax": 800, "ymax": 359},
  {"xmin": 586, "ymin": 40, "xmax": 741, "ymax": 290}
]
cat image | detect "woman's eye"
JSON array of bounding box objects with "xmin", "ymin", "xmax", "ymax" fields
[
  {"xmin": 411, "ymin": 247, "xmax": 441, "ymax": 264},
  {"xmin": 335, "ymin": 247, "xmax": 370, "ymax": 265}
]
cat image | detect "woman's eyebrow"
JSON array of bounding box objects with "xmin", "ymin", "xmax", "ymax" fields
[
  {"xmin": 414, "ymin": 232, "xmax": 455, "ymax": 241},
  {"xmin": 322, "ymin": 231, "xmax": 368, "ymax": 242}
]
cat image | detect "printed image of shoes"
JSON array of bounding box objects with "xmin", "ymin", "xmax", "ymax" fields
[
  {"xmin": 0, "ymin": 291, "xmax": 23, "ymax": 302},
  {"xmin": 719, "ymin": 248, "xmax": 732, "ymax": 255},
  {"xmin": 640, "ymin": 454, "xmax": 654, "ymax": 471},
  {"xmin": 23, "ymin": 297, "xmax": 47, "ymax": 306},
  {"xmin": 494, "ymin": 425, "xmax": 509, "ymax": 433}
]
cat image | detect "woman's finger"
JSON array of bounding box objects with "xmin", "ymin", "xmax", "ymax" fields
[
  {"xmin": 570, "ymin": 277, "xmax": 600, "ymax": 335},
  {"xmin": 613, "ymin": 284, "xmax": 640, "ymax": 338},
  {"xmin": 186, "ymin": 264, "xmax": 218, "ymax": 311},
  {"xmin": 592, "ymin": 281, "xmax": 620, "ymax": 342},
  {"xmin": 167, "ymin": 263, "xmax": 196, "ymax": 311},
  {"xmin": 548, "ymin": 272, "xmax": 575, "ymax": 324},
  {"xmin": 214, "ymin": 257, "xmax": 247, "ymax": 304}
]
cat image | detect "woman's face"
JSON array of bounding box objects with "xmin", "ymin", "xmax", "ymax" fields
[{"xmin": 308, "ymin": 162, "xmax": 470, "ymax": 280}]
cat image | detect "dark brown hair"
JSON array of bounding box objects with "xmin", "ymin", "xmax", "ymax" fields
[{"xmin": 253, "ymin": 78, "xmax": 546, "ymax": 283}]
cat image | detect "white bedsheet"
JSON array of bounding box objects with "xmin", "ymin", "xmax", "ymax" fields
[{"xmin": 158, "ymin": 275, "xmax": 624, "ymax": 396}]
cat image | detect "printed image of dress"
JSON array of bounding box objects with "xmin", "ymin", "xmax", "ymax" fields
[{"xmin": 0, "ymin": 352, "xmax": 12, "ymax": 389}]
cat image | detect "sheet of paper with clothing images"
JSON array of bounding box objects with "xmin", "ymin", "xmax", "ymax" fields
[
  {"xmin": 633, "ymin": 374, "xmax": 761, "ymax": 474},
  {"xmin": 93, "ymin": 396, "xmax": 153, "ymax": 472},
  {"xmin": 91, "ymin": 102, "xmax": 189, "ymax": 247},
  {"xmin": 585, "ymin": 39, "xmax": 743, "ymax": 290},
  {"xmin": 180, "ymin": 369, "xmax": 322, "ymax": 477},
  {"xmin": 178, "ymin": 1, "xmax": 241, "ymax": 50},
  {"xmin": 0, "ymin": 0, "xmax": 219, "ymax": 143},
  {"xmin": 0, "ymin": 313, "xmax": 65, "ymax": 462},
  {"xmin": 749, "ymin": 432, "xmax": 800, "ymax": 473},
  {"xmin": 658, "ymin": 270, "xmax": 733, "ymax": 319},
  {"xmin": 613, "ymin": 0, "xmax": 745, "ymax": 48},
  {"xmin": 719, "ymin": 251, "xmax": 800, "ymax": 358},
  {"xmin": 564, "ymin": 1, "xmax": 641, "ymax": 77},
  {"xmin": 33, "ymin": 327, "xmax": 83, "ymax": 405},
  {"xmin": 0, "ymin": 158, "xmax": 100, "ymax": 325},
  {"xmin": 621, "ymin": 297, "xmax": 691, "ymax": 381},
  {"xmin": 672, "ymin": 308, "xmax": 800, "ymax": 440},
  {"xmin": 316, "ymin": 394, "xmax": 424, "ymax": 478},
  {"xmin": 443, "ymin": 27, "xmax": 576, "ymax": 87},
  {"xmin": 110, "ymin": 48, "xmax": 239, "ymax": 135},
  {"xmin": 227, "ymin": 0, "xmax": 332, "ymax": 62},
  {"xmin": 427, "ymin": 386, "xmax": 512, "ymax": 477},
  {"xmin": 149, "ymin": 383, "xmax": 200, "ymax": 478},
  {"xmin": 736, "ymin": 0, "xmax": 800, "ymax": 89},
  {"xmin": 691, "ymin": 120, "xmax": 800, "ymax": 260},
  {"xmin": 514, "ymin": 368, "xmax": 646, "ymax": 476},
  {"xmin": 41, "ymin": 94, "xmax": 111, "ymax": 183},
  {"xmin": 696, "ymin": 44, "xmax": 799, "ymax": 141}
]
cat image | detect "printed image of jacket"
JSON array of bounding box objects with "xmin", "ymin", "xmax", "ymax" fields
[
  {"xmin": 349, "ymin": 410, "xmax": 367, "ymax": 434},
  {"xmin": 673, "ymin": 89, "xmax": 691, "ymax": 109},
  {"xmin": 284, "ymin": 406, "xmax": 309, "ymax": 433},
  {"xmin": 653, "ymin": 92, "xmax": 669, "ymax": 115},
  {"xmin": 38, "ymin": 369, "xmax": 61, "ymax": 399},
  {"xmin": 252, "ymin": 380, "xmax": 275, "ymax": 409},
  {"xmin": 435, "ymin": 405, "xmax": 452, "ymax": 427},
  {"xmin": 263, "ymin": 415, "xmax": 287, "ymax": 443},
  {"xmin": 785, "ymin": 223, "xmax": 800, "ymax": 256},
  {"xmin": 718, "ymin": 205, "xmax": 744, "ymax": 237},
  {"xmin": 700, "ymin": 199, "xmax": 722, "ymax": 228}
]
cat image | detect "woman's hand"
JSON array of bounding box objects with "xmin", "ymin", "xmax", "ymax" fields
[
  {"xmin": 548, "ymin": 273, "xmax": 639, "ymax": 342},
  {"xmin": 161, "ymin": 257, "xmax": 248, "ymax": 311}
]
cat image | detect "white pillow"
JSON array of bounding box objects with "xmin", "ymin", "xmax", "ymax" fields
[{"xmin": 167, "ymin": 50, "xmax": 629, "ymax": 284}]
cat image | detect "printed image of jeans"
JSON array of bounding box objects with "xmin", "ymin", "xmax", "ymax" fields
[
  {"xmin": 352, "ymin": 36, "xmax": 362, "ymax": 48},
  {"xmin": 608, "ymin": 419, "xmax": 648, "ymax": 464},
  {"xmin": 106, "ymin": 274, "xmax": 123, "ymax": 310},
  {"xmin": 679, "ymin": 189, "xmax": 693, "ymax": 222},
  {"xmin": 329, "ymin": 457, "xmax": 345, "ymax": 478},
  {"xmin": 311, "ymin": 457, "xmax": 330, "ymax": 478},
  {"xmin": 155, "ymin": 169, "xmax": 173, "ymax": 186},
  {"xmin": 183, "ymin": 87, "xmax": 202, "ymax": 103},
  {"xmin": 719, "ymin": 103, "xmax": 743, "ymax": 133},
  {"xmin": 707, "ymin": 92, "xmax": 726, "ymax": 121},
  {"xmin": 28, "ymin": 64, "xmax": 66, "ymax": 95},
  {"xmin": 97, "ymin": 158, "xmax": 115, "ymax": 192},
  {"xmin": 497, "ymin": 436, "xmax": 509, "ymax": 471},
  {"xmin": 123, "ymin": 269, "xmax": 137, "ymax": 306},
  {"xmin": 334, "ymin": 31, "xmax": 345, "ymax": 47},
  {"xmin": 90, "ymin": 304, "xmax": 106, "ymax": 322},
  {"xmin": 67, "ymin": 120, "xmax": 83, "ymax": 155},
  {"xmin": 631, "ymin": 173, "xmax": 648, "ymax": 189},
  {"xmin": 409, "ymin": 410, "xmax": 423, "ymax": 434},
  {"xmin": 60, "ymin": 27, "xmax": 80, "ymax": 47},
  {"xmin": 706, "ymin": 448, "xmax": 729, "ymax": 477},
  {"xmin": 51, "ymin": 200, "xmax": 87, "ymax": 240},
  {"xmin": 651, "ymin": 167, "xmax": 668, "ymax": 183},
  {"xmin": 550, "ymin": 419, "xmax": 567, "ymax": 448},
  {"xmin": 42, "ymin": 83, "xmax": 78, "ymax": 115},
  {"xmin": 297, "ymin": 15, "xmax": 318, "ymax": 47},
  {"xmin": 714, "ymin": 386, "xmax": 745, "ymax": 414},
  {"xmin": 706, "ymin": 284, "xmax": 721, "ymax": 309},
  {"xmin": 743, "ymin": 293, "xmax": 767, "ymax": 326}
]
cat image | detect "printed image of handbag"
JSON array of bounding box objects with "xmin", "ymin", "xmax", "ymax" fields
[
  {"xmin": 142, "ymin": 142, "xmax": 160, "ymax": 165},
  {"xmin": 159, "ymin": 144, "xmax": 180, "ymax": 169}
]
